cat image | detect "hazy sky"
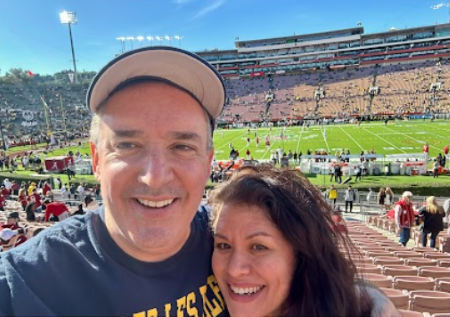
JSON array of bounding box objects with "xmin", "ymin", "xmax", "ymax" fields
[{"xmin": 0, "ymin": 0, "xmax": 448, "ymax": 75}]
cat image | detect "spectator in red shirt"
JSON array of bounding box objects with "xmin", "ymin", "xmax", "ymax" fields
[
  {"xmin": 28, "ymin": 188, "xmax": 42, "ymax": 212},
  {"xmin": 0, "ymin": 212, "xmax": 28, "ymax": 247},
  {"xmin": 0, "ymin": 194, "xmax": 5, "ymax": 211},
  {"xmin": 0, "ymin": 185, "xmax": 10, "ymax": 198},
  {"xmin": 42, "ymin": 181, "xmax": 52, "ymax": 197},
  {"xmin": 0, "ymin": 228, "xmax": 28, "ymax": 251},
  {"xmin": 43, "ymin": 199, "xmax": 70, "ymax": 222},
  {"xmin": 11, "ymin": 180, "xmax": 20, "ymax": 196}
]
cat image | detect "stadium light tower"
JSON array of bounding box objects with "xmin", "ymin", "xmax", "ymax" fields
[
  {"xmin": 155, "ymin": 36, "xmax": 163, "ymax": 45},
  {"xmin": 147, "ymin": 36, "xmax": 154, "ymax": 46},
  {"xmin": 126, "ymin": 36, "xmax": 135, "ymax": 50},
  {"xmin": 165, "ymin": 35, "xmax": 172, "ymax": 46},
  {"xmin": 174, "ymin": 35, "xmax": 183, "ymax": 47},
  {"xmin": 116, "ymin": 37, "xmax": 126, "ymax": 53},
  {"xmin": 136, "ymin": 36, "xmax": 145, "ymax": 47},
  {"xmin": 59, "ymin": 11, "xmax": 78, "ymax": 84}
]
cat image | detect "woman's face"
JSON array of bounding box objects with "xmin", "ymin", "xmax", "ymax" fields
[{"xmin": 212, "ymin": 203, "xmax": 295, "ymax": 317}]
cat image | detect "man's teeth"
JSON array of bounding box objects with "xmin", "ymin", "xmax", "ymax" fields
[
  {"xmin": 230, "ymin": 285, "xmax": 263, "ymax": 295},
  {"xmin": 137, "ymin": 199, "xmax": 174, "ymax": 208}
]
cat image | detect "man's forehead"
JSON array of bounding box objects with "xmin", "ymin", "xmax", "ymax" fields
[{"xmin": 99, "ymin": 80, "xmax": 204, "ymax": 114}]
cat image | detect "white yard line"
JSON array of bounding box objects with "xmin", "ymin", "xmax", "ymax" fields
[
  {"xmin": 214, "ymin": 132, "xmax": 246, "ymax": 151},
  {"xmin": 261, "ymin": 134, "xmax": 279, "ymax": 160},
  {"xmin": 295, "ymin": 124, "xmax": 305, "ymax": 153},
  {"xmin": 411, "ymin": 126, "xmax": 450, "ymax": 141},
  {"xmin": 362, "ymin": 127, "xmax": 407, "ymax": 154},
  {"xmin": 320, "ymin": 127, "xmax": 331, "ymax": 153},
  {"xmin": 383, "ymin": 126, "xmax": 442, "ymax": 151},
  {"xmin": 337, "ymin": 126, "xmax": 365, "ymax": 151}
]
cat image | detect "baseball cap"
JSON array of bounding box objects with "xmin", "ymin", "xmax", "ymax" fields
[
  {"xmin": 7, "ymin": 212, "xmax": 19, "ymax": 219},
  {"xmin": 87, "ymin": 46, "xmax": 226, "ymax": 120},
  {"xmin": 402, "ymin": 191, "xmax": 413, "ymax": 198},
  {"xmin": 0, "ymin": 228, "xmax": 17, "ymax": 241}
]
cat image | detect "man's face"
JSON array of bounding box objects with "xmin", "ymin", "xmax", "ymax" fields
[
  {"xmin": 6, "ymin": 217, "xmax": 18, "ymax": 225},
  {"xmin": 91, "ymin": 82, "xmax": 214, "ymax": 262}
]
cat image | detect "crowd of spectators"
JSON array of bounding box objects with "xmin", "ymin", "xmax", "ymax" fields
[
  {"xmin": 0, "ymin": 176, "xmax": 101, "ymax": 252},
  {"xmin": 218, "ymin": 60, "xmax": 450, "ymax": 122},
  {"xmin": 1, "ymin": 60, "xmax": 450, "ymax": 141}
]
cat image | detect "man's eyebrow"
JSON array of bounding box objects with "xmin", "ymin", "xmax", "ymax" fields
[
  {"xmin": 111, "ymin": 130, "xmax": 144, "ymax": 138},
  {"xmin": 167, "ymin": 131, "xmax": 202, "ymax": 143}
]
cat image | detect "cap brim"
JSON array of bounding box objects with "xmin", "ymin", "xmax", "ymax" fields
[{"xmin": 87, "ymin": 46, "xmax": 226, "ymax": 119}]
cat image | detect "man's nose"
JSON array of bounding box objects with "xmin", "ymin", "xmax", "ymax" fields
[{"xmin": 138, "ymin": 149, "xmax": 174, "ymax": 187}]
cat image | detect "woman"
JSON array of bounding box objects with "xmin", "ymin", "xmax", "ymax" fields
[
  {"xmin": 385, "ymin": 187, "xmax": 394, "ymax": 210},
  {"xmin": 328, "ymin": 184, "xmax": 337, "ymax": 206},
  {"xmin": 377, "ymin": 188, "xmax": 386, "ymax": 212},
  {"xmin": 418, "ymin": 196, "xmax": 445, "ymax": 248},
  {"xmin": 209, "ymin": 166, "xmax": 374, "ymax": 316},
  {"xmin": 25, "ymin": 202, "xmax": 42, "ymax": 222},
  {"xmin": 84, "ymin": 195, "xmax": 99, "ymax": 212},
  {"xmin": 18, "ymin": 187, "xmax": 28, "ymax": 211}
]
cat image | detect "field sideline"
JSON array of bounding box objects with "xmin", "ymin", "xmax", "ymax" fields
[{"xmin": 212, "ymin": 120, "xmax": 450, "ymax": 162}]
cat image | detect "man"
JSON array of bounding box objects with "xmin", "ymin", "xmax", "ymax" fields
[
  {"xmin": 77, "ymin": 182, "xmax": 85, "ymax": 202},
  {"xmin": 395, "ymin": 191, "xmax": 416, "ymax": 246},
  {"xmin": 3, "ymin": 178, "xmax": 11, "ymax": 191},
  {"xmin": 11, "ymin": 180, "xmax": 20, "ymax": 196},
  {"xmin": 60, "ymin": 183, "xmax": 69, "ymax": 199},
  {"xmin": 1, "ymin": 212, "xmax": 27, "ymax": 247},
  {"xmin": 43, "ymin": 199, "xmax": 70, "ymax": 222},
  {"xmin": 0, "ymin": 47, "xmax": 397, "ymax": 317},
  {"xmin": 355, "ymin": 164, "xmax": 362, "ymax": 182},
  {"xmin": 0, "ymin": 46, "xmax": 225, "ymax": 317},
  {"xmin": 0, "ymin": 185, "xmax": 9, "ymax": 199},
  {"xmin": 0, "ymin": 229, "xmax": 27, "ymax": 252},
  {"xmin": 423, "ymin": 142, "xmax": 429, "ymax": 160},
  {"xmin": 334, "ymin": 163, "xmax": 342, "ymax": 184},
  {"xmin": 344, "ymin": 185, "xmax": 356, "ymax": 213},
  {"xmin": 433, "ymin": 159, "xmax": 440, "ymax": 178}
]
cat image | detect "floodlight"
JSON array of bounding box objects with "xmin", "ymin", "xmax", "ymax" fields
[
  {"xmin": 59, "ymin": 11, "xmax": 78, "ymax": 83},
  {"xmin": 174, "ymin": 35, "xmax": 183, "ymax": 47},
  {"xmin": 60, "ymin": 11, "xmax": 77, "ymax": 24}
]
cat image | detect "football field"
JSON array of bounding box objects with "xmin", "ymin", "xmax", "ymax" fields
[{"xmin": 212, "ymin": 120, "xmax": 450, "ymax": 162}]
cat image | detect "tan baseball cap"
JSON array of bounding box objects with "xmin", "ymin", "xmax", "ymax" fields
[{"xmin": 87, "ymin": 46, "xmax": 226, "ymax": 120}]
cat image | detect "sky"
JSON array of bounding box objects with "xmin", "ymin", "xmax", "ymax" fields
[{"xmin": 1, "ymin": 0, "xmax": 449, "ymax": 75}]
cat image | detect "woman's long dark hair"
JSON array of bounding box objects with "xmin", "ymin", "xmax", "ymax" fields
[{"xmin": 209, "ymin": 166, "xmax": 372, "ymax": 316}]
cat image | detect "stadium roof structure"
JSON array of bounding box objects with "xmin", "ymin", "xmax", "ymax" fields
[
  {"xmin": 234, "ymin": 26, "xmax": 364, "ymax": 48},
  {"xmin": 196, "ymin": 22, "xmax": 450, "ymax": 79}
]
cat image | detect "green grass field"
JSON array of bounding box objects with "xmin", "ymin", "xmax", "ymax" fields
[
  {"xmin": 212, "ymin": 120, "xmax": 450, "ymax": 162},
  {"xmin": 1, "ymin": 119, "xmax": 448, "ymax": 193}
]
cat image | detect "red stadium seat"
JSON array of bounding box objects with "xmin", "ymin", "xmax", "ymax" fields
[
  {"xmin": 408, "ymin": 290, "xmax": 450, "ymax": 314},
  {"xmin": 392, "ymin": 276, "xmax": 435, "ymax": 291},
  {"xmin": 379, "ymin": 287, "xmax": 409, "ymax": 309}
]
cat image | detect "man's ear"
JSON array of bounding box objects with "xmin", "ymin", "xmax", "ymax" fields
[{"xmin": 90, "ymin": 142, "xmax": 101, "ymax": 182}]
